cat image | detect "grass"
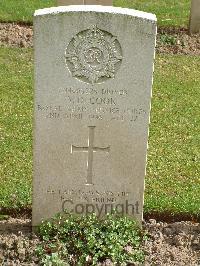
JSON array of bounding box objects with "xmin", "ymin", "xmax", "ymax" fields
[
  {"xmin": 145, "ymin": 55, "xmax": 200, "ymax": 214},
  {"xmin": 0, "ymin": 47, "xmax": 200, "ymax": 215},
  {"xmin": 0, "ymin": 47, "xmax": 33, "ymax": 209},
  {"xmin": 115, "ymin": 0, "xmax": 191, "ymax": 27},
  {"xmin": 0, "ymin": 0, "xmax": 191, "ymax": 27},
  {"xmin": 0, "ymin": 0, "xmax": 56, "ymax": 24}
]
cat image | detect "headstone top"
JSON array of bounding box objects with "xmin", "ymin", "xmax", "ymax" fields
[{"xmin": 34, "ymin": 5, "xmax": 156, "ymax": 22}]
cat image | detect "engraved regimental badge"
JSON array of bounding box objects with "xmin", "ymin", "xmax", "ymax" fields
[{"xmin": 65, "ymin": 25, "xmax": 122, "ymax": 84}]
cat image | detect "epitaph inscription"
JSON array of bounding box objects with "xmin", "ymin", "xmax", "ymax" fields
[
  {"xmin": 71, "ymin": 126, "xmax": 110, "ymax": 185},
  {"xmin": 65, "ymin": 25, "xmax": 123, "ymax": 84}
]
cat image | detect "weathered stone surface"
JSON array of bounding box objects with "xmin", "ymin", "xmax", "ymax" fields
[
  {"xmin": 33, "ymin": 6, "xmax": 156, "ymax": 226},
  {"xmin": 189, "ymin": 0, "xmax": 200, "ymax": 34}
]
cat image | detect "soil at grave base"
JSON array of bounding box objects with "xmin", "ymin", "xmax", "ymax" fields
[
  {"xmin": 0, "ymin": 22, "xmax": 200, "ymax": 55},
  {"xmin": 0, "ymin": 217, "xmax": 199, "ymax": 266}
]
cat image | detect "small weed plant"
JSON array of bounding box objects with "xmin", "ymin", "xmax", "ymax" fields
[
  {"xmin": 36, "ymin": 213, "xmax": 146, "ymax": 265},
  {"xmin": 159, "ymin": 34, "xmax": 177, "ymax": 45}
]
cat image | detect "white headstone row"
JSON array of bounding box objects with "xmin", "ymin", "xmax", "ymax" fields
[{"xmin": 33, "ymin": 5, "xmax": 157, "ymax": 226}]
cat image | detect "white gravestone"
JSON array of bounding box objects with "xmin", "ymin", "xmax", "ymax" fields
[
  {"xmin": 33, "ymin": 6, "xmax": 157, "ymax": 226},
  {"xmin": 57, "ymin": 0, "xmax": 112, "ymax": 6},
  {"xmin": 189, "ymin": 0, "xmax": 200, "ymax": 34}
]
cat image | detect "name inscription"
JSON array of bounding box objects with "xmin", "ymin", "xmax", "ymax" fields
[{"xmin": 37, "ymin": 87, "xmax": 147, "ymax": 123}]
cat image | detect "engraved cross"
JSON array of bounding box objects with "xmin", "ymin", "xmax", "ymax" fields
[{"xmin": 71, "ymin": 126, "xmax": 110, "ymax": 185}]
